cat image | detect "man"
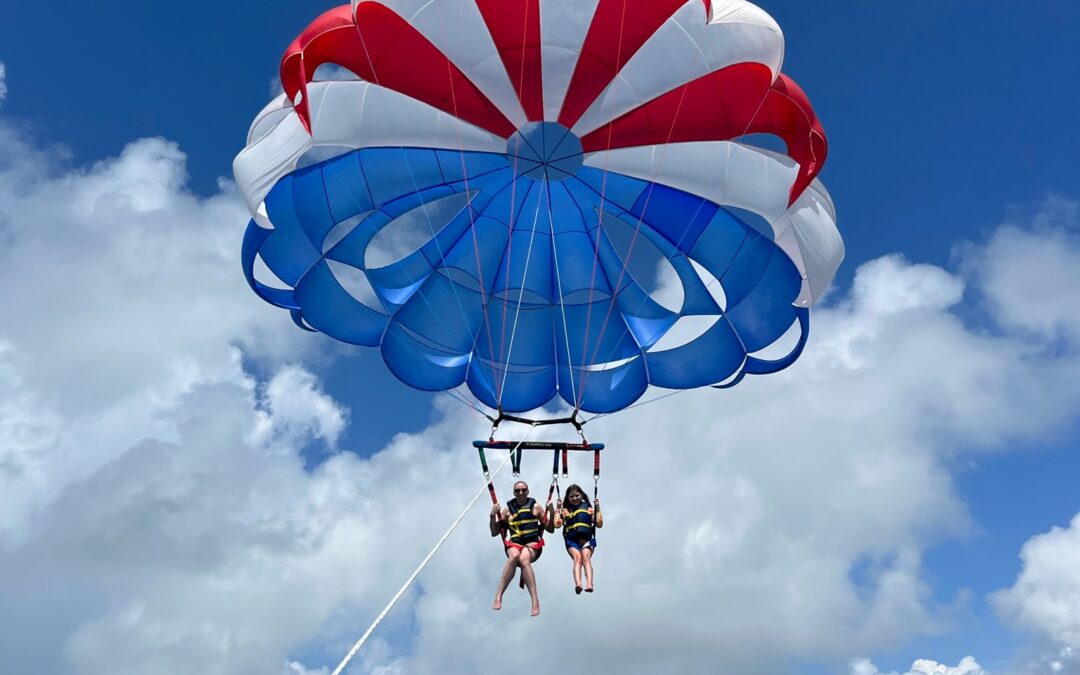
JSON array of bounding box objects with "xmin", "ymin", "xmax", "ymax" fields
[{"xmin": 491, "ymin": 480, "xmax": 545, "ymax": 616}]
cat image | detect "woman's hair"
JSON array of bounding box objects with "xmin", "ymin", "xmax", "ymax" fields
[{"xmin": 562, "ymin": 484, "xmax": 589, "ymax": 511}]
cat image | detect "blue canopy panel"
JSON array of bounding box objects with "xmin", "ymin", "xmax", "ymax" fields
[{"xmin": 241, "ymin": 146, "xmax": 807, "ymax": 414}]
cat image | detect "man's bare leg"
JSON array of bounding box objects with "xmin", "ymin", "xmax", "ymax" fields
[
  {"xmin": 518, "ymin": 547, "xmax": 540, "ymax": 616},
  {"xmin": 492, "ymin": 548, "xmax": 520, "ymax": 610}
]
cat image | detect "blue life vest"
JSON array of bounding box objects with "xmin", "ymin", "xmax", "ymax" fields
[{"xmin": 562, "ymin": 498, "xmax": 594, "ymax": 542}]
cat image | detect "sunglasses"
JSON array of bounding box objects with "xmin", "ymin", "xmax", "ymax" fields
[{"xmin": 513, "ymin": 488, "xmax": 528, "ymax": 494}]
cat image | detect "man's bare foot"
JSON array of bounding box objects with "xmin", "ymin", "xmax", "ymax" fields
[
  {"xmin": 493, "ymin": 597, "xmax": 502, "ymax": 611},
  {"xmin": 530, "ymin": 604, "xmax": 540, "ymax": 617}
]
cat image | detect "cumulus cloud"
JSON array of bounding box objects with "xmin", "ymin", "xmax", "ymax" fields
[
  {"xmin": 992, "ymin": 514, "xmax": 1080, "ymax": 648},
  {"xmin": 850, "ymin": 656, "xmax": 987, "ymax": 675},
  {"xmin": 962, "ymin": 198, "xmax": 1080, "ymax": 343},
  {"xmin": 3, "ymin": 73, "xmax": 1080, "ymax": 673},
  {"xmin": 249, "ymin": 365, "xmax": 348, "ymax": 451},
  {"xmin": 0, "ymin": 113, "xmax": 323, "ymax": 536}
]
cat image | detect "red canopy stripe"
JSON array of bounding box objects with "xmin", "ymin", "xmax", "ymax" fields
[
  {"xmin": 580, "ymin": 64, "xmax": 827, "ymax": 205},
  {"xmin": 280, "ymin": 3, "xmax": 517, "ymax": 138}
]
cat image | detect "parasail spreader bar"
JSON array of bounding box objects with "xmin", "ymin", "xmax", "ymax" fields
[{"xmin": 473, "ymin": 440, "xmax": 604, "ymax": 452}]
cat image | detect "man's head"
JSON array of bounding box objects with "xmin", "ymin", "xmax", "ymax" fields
[{"xmin": 513, "ymin": 481, "xmax": 529, "ymax": 500}]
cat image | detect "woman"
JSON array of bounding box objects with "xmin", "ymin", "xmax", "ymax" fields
[{"xmin": 553, "ymin": 484, "xmax": 603, "ymax": 594}]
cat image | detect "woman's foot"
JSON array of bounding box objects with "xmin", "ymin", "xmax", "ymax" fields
[
  {"xmin": 584, "ymin": 584, "xmax": 593, "ymax": 593},
  {"xmin": 575, "ymin": 585, "xmax": 582, "ymax": 595}
]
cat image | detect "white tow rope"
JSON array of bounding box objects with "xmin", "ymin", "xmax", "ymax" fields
[{"xmin": 331, "ymin": 427, "xmax": 537, "ymax": 675}]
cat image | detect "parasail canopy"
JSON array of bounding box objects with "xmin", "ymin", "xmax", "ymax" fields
[{"xmin": 235, "ymin": 0, "xmax": 843, "ymax": 415}]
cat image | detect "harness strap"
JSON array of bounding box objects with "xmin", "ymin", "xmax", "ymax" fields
[{"xmin": 592, "ymin": 449, "xmax": 601, "ymax": 539}]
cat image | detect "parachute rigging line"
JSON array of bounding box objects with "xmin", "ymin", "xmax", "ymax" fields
[
  {"xmin": 571, "ymin": 62, "xmax": 781, "ymax": 404},
  {"xmin": 334, "ymin": 10, "xmax": 496, "ymax": 415},
  {"xmin": 330, "ymin": 426, "xmax": 538, "ymax": 675},
  {"xmin": 495, "ymin": 0, "xmax": 537, "ymax": 388},
  {"xmin": 446, "ymin": 60, "xmax": 503, "ymax": 401},
  {"xmin": 397, "ymin": 147, "xmax": 477, "ymax": 359},
  {"xmin": 572, "ymin": 1, "xmax": 632, "ymax": 414},
  {"xmin": 571, "ymin": 65, "xmax": 703, "ymax": 409},
  {"xmin": 582, "ymin": 387, "xmax": 692, "ymax": 425},
  {"xmin": 546, "ymin": 182, "xmax": 581, "ymax": 406},
  {"xmin": 497, "ymin": 181, "xmax": 545, "ymax": 407}
]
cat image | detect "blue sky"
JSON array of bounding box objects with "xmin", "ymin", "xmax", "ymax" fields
[{"xmin": 2, "ymin": 2, "xmax": 1080, "ymax": 675}]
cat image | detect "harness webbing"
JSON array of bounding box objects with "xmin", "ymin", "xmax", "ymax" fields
[{"xmin": 592, "ymin": 448, "xmax": 601, "ymax": 538}]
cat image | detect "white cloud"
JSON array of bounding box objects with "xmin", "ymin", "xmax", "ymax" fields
[
  {"xmin": 962, "ymin": 198, "xmax": 1080, "ymax": 343},
  {"xmin": 249, "ymin": 365, "xmax": 348, "ymax": 451},
  {"xmin": 0, "ymin": 119, "xmax": 317, "ymax": 539},
  {"xmin": 851, "ymin": 656, "xmax": 988, "ymax": 675},
  {"xmin": 3, "ymin": 70, "xmax": 1080, "ymax": 673},
  {"xmin": 285, "ymin": 663, "xmax": 330, "ymax": 675},
  {"xmin": 0, "ymin": 62, "xmax": 7, "ymax": 105},
  {"xmin": 992, "ymin": 514, "xmax": 1080, "ymax": 648}
]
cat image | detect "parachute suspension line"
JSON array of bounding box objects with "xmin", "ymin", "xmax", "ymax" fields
[
  {"xmin": 396, "ymin": 149, "xmax": 476, "ymax": 339},
  {"xmin": 331, "ymin": 427, "xmax": 538, "ymax": 675},
  {"xmin": 497, "ymin": 0, "xmax": 534, "ymax": 402},
  {"xmin": 571, "ymin": 0, "xmax": 632, "ymax": 415},
  {"xmin": 355, "ymin": 17, "xmax": 501, "ymax": 412},
  {"xmin": 446, "ymin": 57, "xmax": 502, "ymax": 403},
  {"xmin": 571, "ymin": 8, "xmax": 786, "ymax": 411},
  {"xmin": 582, "ymin": 387, "xmax": 691, "ymax": 424},
  {"xmin": 584, "ymin": 77, "xmax": 788, "ymax": 392},
  {"xmin": 496, "ymin": 181, "xmax": 545, "ymax": 407},
  {"xmin": 444, "ymin": 387, "xmax": 489, "ymax": 417},
  {"xmin": 369, "ymin": 208, "xmax": 484, "ymax": 412},
  {"xmin": 545, "ymin": 185, "xmax": 580, "ymax": 406},
  {"xmin": 574, "ymin": 83, "xmax": 694, "ymax": 411},
  {"xmin": 581, "ymin": 194, "xmax": 709, "ymax": 377},
  {"xmin": 394, "ymin": 147, "xmax": 503, "ymax": 417},
  {"xmin": 496, "ymin": 178, "xmax": 519, "ymax": 399},
  {"xmin": 342, "ymin": 10, "xmax": 487, "ymax": 419},
  {"xmin": 582, "ymin": 66, "xmax": 782, "ymax": 385}
]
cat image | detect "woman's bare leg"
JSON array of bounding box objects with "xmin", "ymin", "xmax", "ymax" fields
[
  {"xmin": 567, "ymin": 547, "xmax": 583, "ymax": 593},
  {"xmin": 582, "ymin": 547, "xmax": 594, "ymax": 592}
]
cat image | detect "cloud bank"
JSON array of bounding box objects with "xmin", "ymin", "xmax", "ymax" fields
[
  {"xmin": 1, "ymin": 88, "xmax": 1080, "ymax": 674},
  {"xmin": 850, "ymin": 656, "xmax": 987, "ymax": 675}
]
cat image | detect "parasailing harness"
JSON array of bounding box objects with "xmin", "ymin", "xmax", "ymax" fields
[{"xmin": 475, "ymin": 408, "xmax": 604, "ymax": 584}]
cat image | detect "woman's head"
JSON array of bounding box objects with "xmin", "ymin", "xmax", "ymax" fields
[{"xmin": 562, "ymin": 484, "xmax": 588, "ymax": 510}]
